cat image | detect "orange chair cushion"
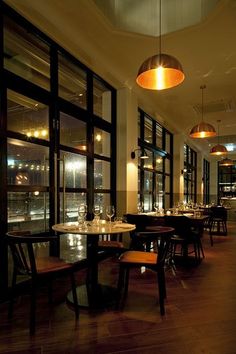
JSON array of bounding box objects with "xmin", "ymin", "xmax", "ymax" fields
[
  {"xmin": 36, "ymin": 257, "xmax": 72, "ymax": 274},
  {"xmin": 119, "ymin": 250, "xmax": 157, "ymax": 265}
]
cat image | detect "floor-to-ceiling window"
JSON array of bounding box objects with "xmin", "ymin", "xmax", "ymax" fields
[
  {"xmin": 138, "ymin": 109, "xmax": 173, "ymax": 211},
  {"xmin": 203, "ymin": 158, "xmax": 210, "ymax": 205},
  {"xmin": 0, "ymin": 2, "xmax": 116, "ymax": 296},
  {"xmin": 183, "ymin": 144, "xmax": 197, "ymax": 203}
]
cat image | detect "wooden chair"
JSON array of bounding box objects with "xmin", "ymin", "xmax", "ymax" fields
[
  {"xmin": 116, "ymin": 229, "xmax": 172, "ymax": 316},
  {"xmin": 164, "ymin": 215, "xmax": 204, "ymax": 263},
  {"xmin": 7, "ymin": 230, "xmax": 84, "ymax": 335},
  {"xmin": 209, "ymin": 206, "xmax": 227, "ymax": 245}
]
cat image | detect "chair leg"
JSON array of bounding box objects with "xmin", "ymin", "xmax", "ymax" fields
[
  {"xmin": 30, "ymin": 283, "xmax": 36, "ymax": 335},
  {"xmin": 70, "ymin": 273, "xmax": 79, "ymax": 319},
  {"xmin": 116, "ymin": 266, "xmax": 125, "ymax": 309},
  {"xmin": 157, "ymin": 270, "xmax": 166, "ymax": 316},
  {"xmin": 8, "ymin": 269, "xmax": 17, "ymax": 319}
]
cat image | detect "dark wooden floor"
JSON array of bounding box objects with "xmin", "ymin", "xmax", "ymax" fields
[{"xmin": 1, "ymin": 222, "xmax": 236, "ymax": 354}]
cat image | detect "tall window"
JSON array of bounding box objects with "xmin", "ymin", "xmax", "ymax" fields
[
  {"xmin": 203, "ymin": 159, "xmax": 210, "ymax": 205},
  {"xmin": 138, "ymin": 109, "xmax": 173, "ymax": 211},
  {"xmin": 183, "ymin": 144, "xmax": 197, "ymax": 203},
  {"xmin": 0, "ymin": 3, "xmax": 116, "ymax": 294}
]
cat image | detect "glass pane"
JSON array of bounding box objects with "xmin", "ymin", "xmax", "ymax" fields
[
  {"xmin": 60, "ymin": 152, "xmax": 87, "ymax": 188},
  {"xmin": 94, "ymin": 159, "xmax": 110, "ymax": 189},
  {"xmin": 144, "ymin": 171, "xmax": 153, "ymax": 192},
  {"xmin": 4, "ymin": 17, "xmax": 50, "ymax": 90},
  {"xmin": 143, "ymin": 193, "xmax": 152, "ymax": 212},
  {"xmin": 8, "ymin": 191, "xmax": 49, "ymax": 233},
  {"xmin": 8, "ymin": 138, "xmax": 49, "ymax": 186},
  {"xmin": 58, "ymin": 52, "xmax": 87, "ymax": 109},
  {"xmin": 155, "ymin": 155, "xmax": 163, "ymax": 172},
  {"xmin": 60, "ymin": 192, "xmax": 86, "ymax": 223},
  {"xmin": 60, "ymin": 112, "xmax": 87, "ymax": 150},
  {"xmin": 156, "ymin": 194, "xmax": 163, "ymax": 209},
  {"xmin": 156, "ymin": 123, "xmax": 163, "ymax": 149},
  {"xmin": 143, "ymin": 150, "xmax": 153, "ymax": 169},
  {"xmin": 94, "ymin": 193, "xmax": 111, "ymax": 219},
  {"xmin": 165, "ymin": 158, "xmax": 170, "ymax": 174},
  {"xmin": 156, "ymin": 174, "xmax": 163, "ymax": 194},
  {"xmin": 93, "ymin": 77, "xmax": 111, "ymax": 122},
  {"xmin": 165, "ymin": 175, "xmax": 170, "ymax": 193},
  {"xmin": 144, "ymin": 116, "xmax": 153, "ymax": 144},
  {"xmin": 94, "ymin": 128, "xmax": 110, "ymax": 157},
  {"xmin": 7, "ymin": 90, "xmax": 49, "ymax": 141},
  {"xmin": 165, "ymin": 132, "xmax": 171, "ymax": 154}
]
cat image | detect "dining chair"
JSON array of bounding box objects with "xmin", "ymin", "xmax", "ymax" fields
[
  {"xmin": 164, "ymin": 215, "xmax": 204, "ymax": 263},
  {"xmin": 7, "ymin": 230, "xmax": 84, "ymax": 335},
  {"xmin": 209, "ymin": 206, "xmax": 227, "ymax": 245},
  {"xmin": 116, "ymin": 229, "xmax": 172, "ymax": 315}
]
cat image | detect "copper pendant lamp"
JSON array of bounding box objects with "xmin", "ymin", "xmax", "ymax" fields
[
  {"xmin": 190, "ymin": 85, "xmax": 216, "ymax": 138},
  {"xmin": 219, "ymin": 158, "xmax": 234, "ymax": 166},
  {"xmin": 136, "ymin": 0, "xmax": 185, "ymax": 90},
  {"xmin": 210, "ymin": 120, "xmax": 228, "ymax": 156}
]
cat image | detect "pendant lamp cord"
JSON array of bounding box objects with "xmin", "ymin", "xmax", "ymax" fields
[
  {"xmin": 159, "ymin": 0, "xmax": 162, "ymax": 55},
  {"xmin": 217, "ymin": 119, "xmax": 220, "ymax": 144},
  {"xmin": 200, "ymin": 85, "xmax": 206, "ymax": 122}
]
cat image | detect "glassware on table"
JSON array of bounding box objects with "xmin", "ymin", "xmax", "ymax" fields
[
  {"xmin": 137, "ymin": 202, "xmax": 143, "ymax": 214},
  {"xmin": 153, "ymin": 202, "xmax": 159, "ymax": 215},
  {"xmin": 78, "ymin": 204, "xmax": 87, "ymax": 228},
  {"xmin": 106, "ymin": 205, "xmax": 115, "ymax": 224},
  {"xmin": 92, "ymin": 205, "xmax": 102, "ymax": 224}
]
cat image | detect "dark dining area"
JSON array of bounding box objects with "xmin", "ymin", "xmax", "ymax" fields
[{"xmin": 0, "ymin": 0, "xmax": 236, "ymax": 353}]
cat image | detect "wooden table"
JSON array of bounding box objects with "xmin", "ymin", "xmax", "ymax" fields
[{"xmin": 52, "ymin": 221, "xmax": 135, "ymax": 309}]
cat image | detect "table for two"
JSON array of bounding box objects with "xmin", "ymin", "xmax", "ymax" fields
[{"xmin": 52, "ymin": 221, "xmax": 135, "ymax": 309}]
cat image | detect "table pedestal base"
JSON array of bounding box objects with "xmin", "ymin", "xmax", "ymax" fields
[{"xmin": 66, "ymin": 284, "xmax": 118, "ymax": 310}]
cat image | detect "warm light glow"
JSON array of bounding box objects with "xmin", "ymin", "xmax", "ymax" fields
[
  {"xmin": 34, "ymin": 191, "xmax": 40, "ymax": 196},
  {"xmin": 95, "ymin": 133, "xmax": 102, "ymax": 142},
  {"xmin": 41, "ymin": 129, "xmax": 48, "ymax": 137},
  {"xmin": 34, "ymin": 130, "xmax": 39, "ymax": 138},
  {"xmin": 136, "ymin": 54, "xmax": 185, "ymax": 90}
]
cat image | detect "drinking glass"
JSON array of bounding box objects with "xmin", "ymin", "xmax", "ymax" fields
[
  {"xmin": 78, "ymin": 204, "xmax": 87, "ymax": 228},
  {"xmin": 92, "ymin": 205, "xmax": 102, "ymax": 224},
  {"xmin": 106, "ymin": 205, "xmax": 115, "ymax": 224}
]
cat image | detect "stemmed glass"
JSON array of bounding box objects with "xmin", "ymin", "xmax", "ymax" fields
[
  {"xmin": 92, "ymin": 205, "xmax": 102, "ymax": 224},
  {"xmin": 137, "ymin": 201, "xmax": 143, "ymax": 214},
  {"xmin": 78, "ymin": 204, "xmax": 87, "ymax": 228},
  {"xmin": 106, "ymin": 205, "xmax": 115, "ymax": 224},
  {"xmin": 154, "ymin": 202, "xmax": 159, "ymax": 215}
]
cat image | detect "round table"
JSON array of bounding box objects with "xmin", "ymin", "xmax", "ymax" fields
[{"xmin": 52, "ymin": 221, "xmax": 135, "ymax": 309}]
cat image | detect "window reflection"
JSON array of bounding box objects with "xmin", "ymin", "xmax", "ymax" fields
[
  {"xmin": 4, "ymin": 17, "xmax": 50, "ymax": 90},
  {"xmin": 93, "ymin": 77, "xmax": 111, "ymax": 122},
  {"xmin": 94, "ymin": 159, "xmax": 110, "ymax": 189},
  {"xmin": 144, "ymin": 117, "xmax": 153, "ymax": 144},
  {"xmin": 94, "ymin": 128, "xmax": 110, "ymax": 157},
  {"xmin": 7, "ymin": 139, "xmax": 49, "ymax": 186},
  {"xmin": 7, "ymin": 90, "xmax": 49, "ymax": 141},
  {"xmin": 58, "ymin": 52, "xmax": 87, "ymax": 109},
  {"xmin": 8, "ymin": 192, "xmax": 49, "ymax": 233},
  {"xmin": 60, "ymin": 112, "xmax": 87, "ymax": 150},
  {"xmin": 60, "ymin": 152, "xmax": 87, "ymax": 189},
  {"xmin": 61, "ymin": 192, "xmax": 86, "ymax": 223}
]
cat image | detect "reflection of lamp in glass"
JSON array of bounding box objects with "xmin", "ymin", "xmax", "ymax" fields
[
  {"xmin": 95, "ymin": 133, "xmax": 102, "ymax": 142},
  {"xmin": 190, "ymin": 85, "xmax": 216, "ymax": 138},
  {"xmin": 131, "ymin": 148, "xmax": 149, "ymax": 159},
  {"xmin": 219, "ymin": 158, "xmax": 234, "ymax": 166},
  {"xmin": 136, "ymin": 0, "xmax": 184, "ymax": 90}
]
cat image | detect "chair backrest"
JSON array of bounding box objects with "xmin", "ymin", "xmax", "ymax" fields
[
  {"xmin": 124, "ymin": 214, "xmax": 149, "ymax": 232},
  {"xmin": 164, "ymin": 215, "xmax": 192, "ymax": 238},
  {"xmin": 6, "ymin": 231, "xmax": 56, "ymax": 277},
  {"xmin": 210, "ymin": 206, "xmax": 227, "ymax": 220}
]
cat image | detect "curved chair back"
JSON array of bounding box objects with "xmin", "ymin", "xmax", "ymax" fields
[
  {"xmin": 210, "ymin": 206, "xmax": 227, "ymax": 220},
  {"xmin": 164, "ymin": 215, "xmax": 192, "ymax": 238}
]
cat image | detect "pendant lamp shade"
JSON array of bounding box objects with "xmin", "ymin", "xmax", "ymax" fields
[
  {"xmin": 219, "ymin": 158, "xmax": 234, "ymax": 166},
  {"xmin": 210, "ymin": 144, "xmax": 228, "ymax": 155},
  {"xmin": 136, "ymin": 53, "xmax": 185, "ymax": 90},
  {"xmin": 136, "ymin": 0, "xmax": 184, "ymax": 91},
  {"xmin": 189, "ymin": 85, "xmax": 216, "ymax": 138}
]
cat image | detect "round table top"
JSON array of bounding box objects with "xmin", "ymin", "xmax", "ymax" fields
[{"xmin": 52, "ymin": 221, "xmax": 136, "ymax": 235}]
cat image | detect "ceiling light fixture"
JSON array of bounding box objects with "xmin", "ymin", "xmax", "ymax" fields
[
  {"xmin": 189, "ymin": 85, "xmax": 216, "ymax": 138},
  {"xmin": 210, "ymin": 120, "xmax": 228, "ymax": 156},
  {"xmin": 136, "ymin": 0, "xmax": 185, "ymax": 90},
  {"xmin": 131, "ymin": 148, "xmax": 149, "ymax": 159},
  {"xmin": 219, "ymin": 158, "xmax": 234, "ymax": 166}
]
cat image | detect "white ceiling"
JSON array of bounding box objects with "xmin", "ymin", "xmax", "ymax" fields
[{"xmin": 5, "ymin": 0, "xmax": 236, "ymax": 157}]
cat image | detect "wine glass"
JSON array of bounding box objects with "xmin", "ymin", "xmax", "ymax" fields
[
  {"xmin": 153, "ymin": 202, "xmax": 159, "ymax": 214},
  {"xmin": 78, "ymin": 204, "xmax": 87, "ymax": 227},
  {"xmin": 92, "ymin": 205, "xmax": 102, "ymax": 224},
  {"xmin": 137, "ymin": 201, "xmax": 143, "ymax": 214},
  {"xmin": 106, "ymin": 205, "xmax": 115, "ymax": 224}
]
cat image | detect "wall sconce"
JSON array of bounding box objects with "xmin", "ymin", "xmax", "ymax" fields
[{"xmin": 131, "ymin": 148, "xmax": 149, "ymax": 159}]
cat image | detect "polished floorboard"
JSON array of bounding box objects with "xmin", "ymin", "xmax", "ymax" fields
[{"xmin": 1, "ymin": 222, "xmax": 236, "ymax": 354}]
